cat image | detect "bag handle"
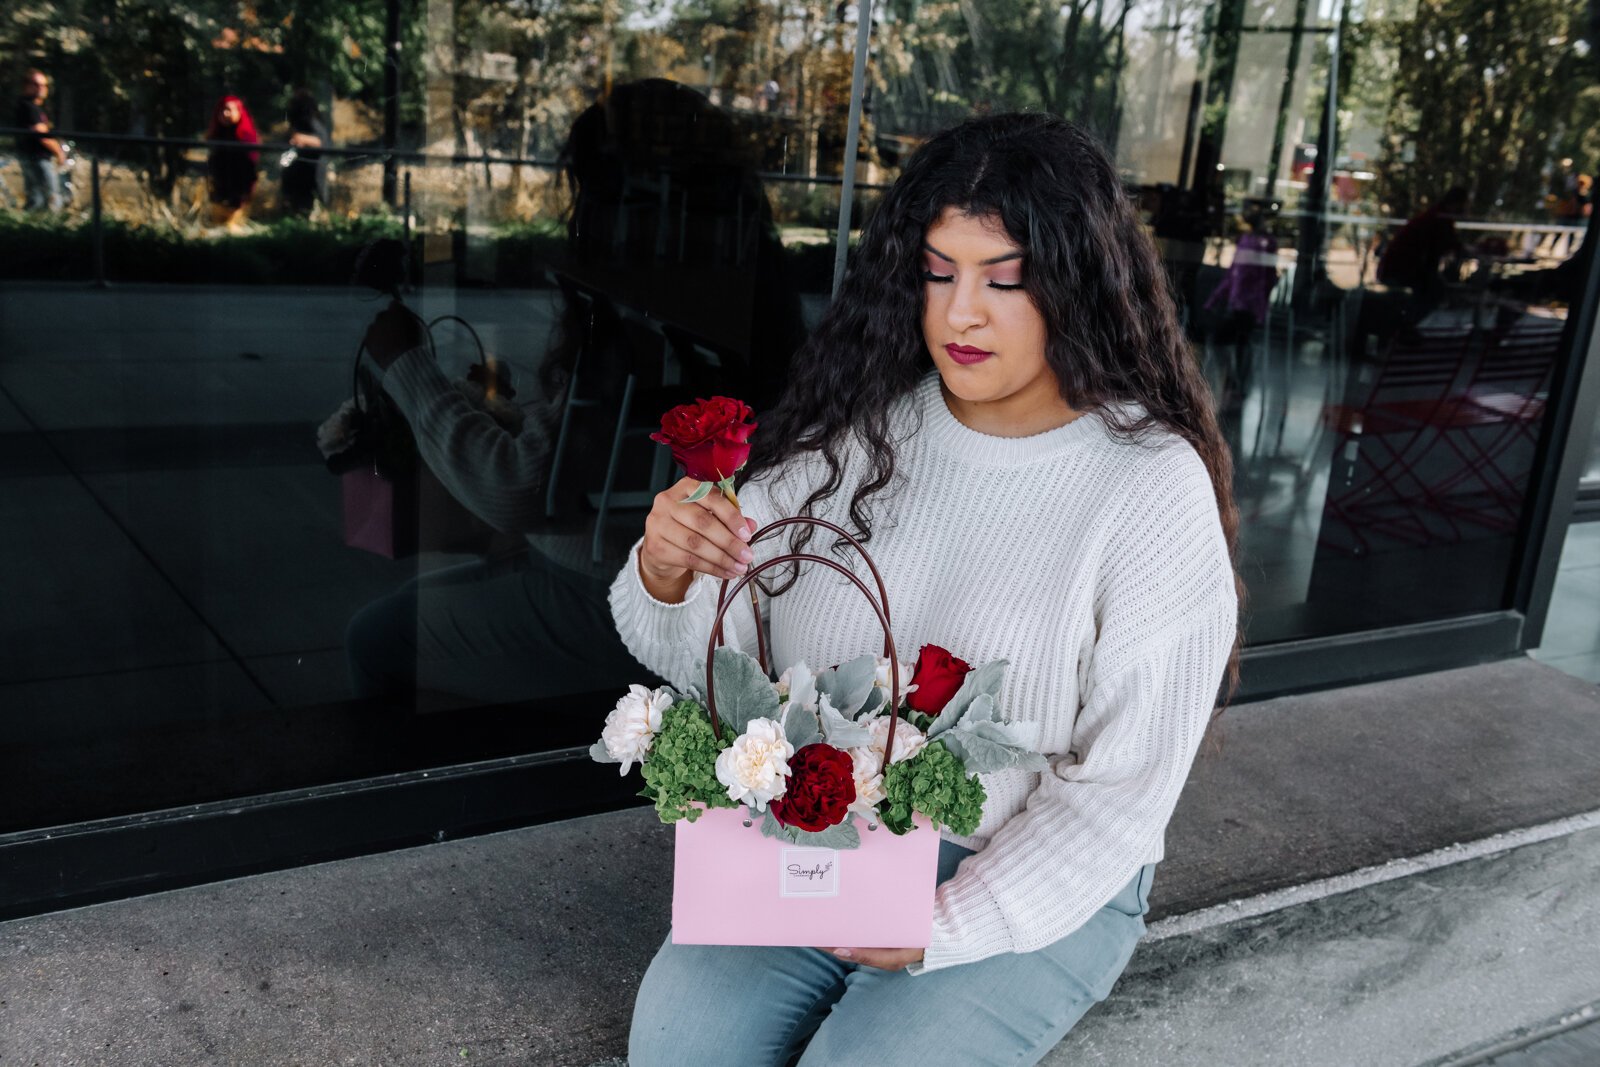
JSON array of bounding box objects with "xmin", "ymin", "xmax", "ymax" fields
[
  {"xmin": 711, "ymin": 515, "xmax": 893, "ymax": 676},
  {"xmin": 704, "ymin": 517, "xmax": 902, "ymax": 777}
]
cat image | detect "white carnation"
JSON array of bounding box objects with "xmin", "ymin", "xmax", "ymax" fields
[
  {"xmin": 315, "ymin": 398, "xmax": 361, "ymax": 459},
  {"xmin": 847, "ymin": 746, "xmax": 887, "ymax": 815},
  {"xmin": 780, "ymin": 662, "xmax": 819, "ymax": 711},
  {"xmin": 872, "ymin": 656, "xmax": 918, "ymax": 702},
  {"xmin": 714, "ymin": 717, "xmax": 794, "ymax": 810},
  {"xmin": 600, "ymin": 684, "xmax": 673, "ymax": 775},
  {"xmin": 866, "ymin": 714, "xmax": 926, "ymax": 765}
]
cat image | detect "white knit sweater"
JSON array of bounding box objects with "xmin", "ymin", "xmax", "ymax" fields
[{"xmin": 610, "ymin": 371, "xmax": 1237, "ymax": 973}]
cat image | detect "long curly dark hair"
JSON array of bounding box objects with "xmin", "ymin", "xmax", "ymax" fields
[{"xmin": 742, "ymin": 112, "xmax": 1243, "ymax": 702}]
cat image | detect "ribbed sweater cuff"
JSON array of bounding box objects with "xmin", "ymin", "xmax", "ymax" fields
[
  {"xmin": 379, "ymin": 345, "xmax": 448, "ymax": 420},
  {"xmin": 910, "ymin": 870, "xmax": 1010, "ymax": 974},
  {"xmin": 608, "ymin": 538, "xmax": 715, "ymax": 647}
]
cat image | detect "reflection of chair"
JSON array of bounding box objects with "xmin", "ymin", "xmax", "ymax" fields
[
  {"xmin": 1319, "ymin": 325, "xmax": 1478, "ymax": 552},
  {"xmin": 544, "ymin": 271, "xmax": 617, "ymax": 520},
  {"xmin": 542, "ymin": 270, "xmax": 679, "ymax": 563},
  {"xmin": 1423, "ymin": 319, "xmax": 1562, "ymax": 532}
]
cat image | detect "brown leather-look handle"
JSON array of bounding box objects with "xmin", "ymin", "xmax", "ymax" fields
[
  {"xmin": 704, "ymin": 529, "xmax": 901, "ymax": 778},
  {"xmin": 712, "ymin": 515, "xmax": 894, "ymax": 675}
]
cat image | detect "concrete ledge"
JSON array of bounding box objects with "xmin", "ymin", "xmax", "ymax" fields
[
  {"xmin": 1043, "ymin": 825, "xmax": 1600, "ymax": 1067},
  {"xmin": 2, "ymin": 657, "xmax": 1598, "ymax": 1065}
]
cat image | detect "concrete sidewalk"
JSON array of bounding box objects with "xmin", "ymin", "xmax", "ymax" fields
[{"xmin": 3, "ymin": 656, "xmax": 1599, "ymax": 1065}]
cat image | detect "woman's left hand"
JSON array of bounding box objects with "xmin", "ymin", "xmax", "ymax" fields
[
  {"xmin": 363, "ymin": 300, "xmax": 427, "ymax": 369},
  {"xmin": 822, "ymin": 946, "xmax": 924, "ymax": 971}
]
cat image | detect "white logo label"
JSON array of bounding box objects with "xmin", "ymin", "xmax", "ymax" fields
[{"xmin": 780, "ymin": 848, "xmax": 839, "ymax": 897}]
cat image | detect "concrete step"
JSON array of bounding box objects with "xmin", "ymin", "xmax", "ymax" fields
[
  {"xmin": 4, "ymin": 658, "xmax": 1599, "ymax": 1065},
  {"xmin": 1043, "ymin": 815, "xmax": 1600, "ymax": 1067}
]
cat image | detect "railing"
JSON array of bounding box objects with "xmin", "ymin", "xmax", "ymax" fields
[{"xmin": 0, "ymin": 126, "xmax": 895, "ymax": 288}]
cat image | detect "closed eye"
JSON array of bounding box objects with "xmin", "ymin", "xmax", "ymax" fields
[{"xmin": 921, "ymin": 270, "xmax": 1025, "ymax": 291}]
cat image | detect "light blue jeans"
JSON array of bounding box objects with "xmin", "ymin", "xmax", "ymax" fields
[
  {"xmin": 21, "ymin": 156, "xmax": 61, "ymax": 212},
  {"xmin": 629, "ymin": 841, "xmax": 1154, "ymax": 1067}
]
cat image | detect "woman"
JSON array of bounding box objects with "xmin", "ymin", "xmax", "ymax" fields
[
  {"xmin": 281, "ymin": 88, "xmax": 328, "ymax": 218},
  {"xmin": 206, "ymin": 95, "xmax": 260, "ymax": 230},
  {"xmin": 611, "ymin": 113, "xmax": 1242, "ymax": 1066}
]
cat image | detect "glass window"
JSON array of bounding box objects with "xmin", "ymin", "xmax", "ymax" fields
[
  {"xmin": 869, "ymin": 0, "xmax": 1594, "ymax": 643},
  {"xmin": 0, "ymin": 0, "xmax": 851, "ymax": 834},
  {"xmin": 2, "ymin": 0, "xmax": 1594, "ymax": 838}
]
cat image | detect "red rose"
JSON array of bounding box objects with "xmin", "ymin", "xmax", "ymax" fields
[
  {"xmin": 905, "ymin": 644, "xmax": 972, "ymax": 716},
  {"xmin": 650, "ymin": 396, "xmax": 757, "ymax": 484},
  {"xmin": 771, "ymin": 743, "xmax": 856, "ymax": 832}
]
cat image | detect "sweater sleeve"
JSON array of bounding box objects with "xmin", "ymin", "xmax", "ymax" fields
[
  {"xmin": 608, "ymin": 475, "xmax": 777, "ymax": 693},
  {"xmin": 380, "ymin": 345, "xmax": 553, "ymax": 534},
  {"xmin": 914, "ymin": 445, "xmax": 1237, "ymax": 973}
]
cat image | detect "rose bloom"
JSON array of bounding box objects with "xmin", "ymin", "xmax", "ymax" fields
[
  {"xmin": 866, "ymin": 714, "xmax": 926, "ymax": 765},
  {"xmin": 905, "ymin": 644, "xmax": 972, "ymax": 715},
  {"xmin": 771, "ymin": 743, "xmax": 856, "ymax": 832},
  {"xmin": 846, "ymin": 746, "xmax": 886, "ymax": 816},
  {"xmin": 714, "ymin": 717, "xmax": 794, "ymax": 810},
  {"xmin": 649, "ymin": 396, "xmax": 756, "ymax": 484},
  {"xmin": 600, "ymin": 684, "xmax": 673, "ymax": 775}
]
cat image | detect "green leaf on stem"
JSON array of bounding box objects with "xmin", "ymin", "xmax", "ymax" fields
[{"xmin": 711, "ymin": 646, "xmax": 781, "ymax": 735}]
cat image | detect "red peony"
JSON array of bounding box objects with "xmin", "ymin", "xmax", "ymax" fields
[
  {"xmin": 905, "ymin": 644, "xmax": 972, "ymax": 716},
  {"xmin": 771, "ymin": 743, "xmax": 856, "ymax": 832},
  {"xmin": 650, "ymin": 396, "xmax": 757, "ymax": 484}
]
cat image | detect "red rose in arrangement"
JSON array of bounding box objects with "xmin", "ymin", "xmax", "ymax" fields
[
  {"xmin": 650, "ymin": 396, "xmax": 757, "ymax": 485},
  {"xmin": 905, "ymin": 644, "xmax": 972, "ymax": 716},
  {"xmin": 771, "ymin": 743, "xmax": 856, "ymax": 832}
]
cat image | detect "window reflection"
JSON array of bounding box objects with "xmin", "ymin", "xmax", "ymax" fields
[
  {"xmin": 870, "ymin": 0, "xmax": 1590, "ymax": 641},
  {"xmin": 0, "ymin": 0, "xmax": 1594, "ymax": 833}
]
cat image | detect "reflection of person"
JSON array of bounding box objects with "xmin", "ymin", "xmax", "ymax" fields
[
  {"xmin": 1552, "ymin": 174, "xmax": 1591, "ymax": 258},
  {"xmin": 1377, "ymin": 186, "xmax": 1468, "ymax": 304},
  {"xmin": 13, "ymin": 69, "xmax": 66, "ymax": 212},
  {"xmin": 344, "ymin": 78, "xmax": 804, "ymax": 707},
  {"xmin": 344, "ymin": 304, "xmax": 652, "ymax": 705},
  {"xmin": 619, "ymin": 114, "xmax": 1240, "ymax": 1065},
  {"xmin": 280, "ymin": 88, "xmax": 328, "ymax": 217},
  {"xmin": 1203, "ymin": 204, "xmax": 1279, "ymax": 413},
  {"xmin": 206, "ymin": 95, "xmax": 260, "ymax": 230}
]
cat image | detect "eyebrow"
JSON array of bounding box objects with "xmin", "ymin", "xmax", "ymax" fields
[{"xmin": 923, "ymin": 242, "xmax": 1024, "ymax": 266}]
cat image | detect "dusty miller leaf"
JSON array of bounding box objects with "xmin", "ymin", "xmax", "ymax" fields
[
  {"xmin": 942, "ymin": 718, "xmax": 1050, "ymax": 774},
  {"xmin": 760, "ymin": 808, "xmax": 862, "ymax": 849},
  {"xmin": 818, "ymin": 694, "xmax": 873, "ymax": 748},
  {"xmin": 712, "ymin": 646, "xmax": 781, "ymax": 735},
  {"xmin": 784, "ymin": 701, "xmax": 823, "ymax": 750},
  {"xmin": 589, "ymin": 739, "xmax": 620, "ymax": 765},
  {"xmin": 927, "ymin": 659, "xmax": 1009, "ymax": 738},
  {"xmin": 815, "ymin": 654, "xmax": 877, "ymax": 717}
]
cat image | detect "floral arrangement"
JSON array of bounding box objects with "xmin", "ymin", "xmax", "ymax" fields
[
  {"xmin": 598, "ymin": 394, "xmax": 1044, "ymax": 848},
  {"xmin": 592, "ymin": 644, "xmax": 1046, "ymax": 848}
]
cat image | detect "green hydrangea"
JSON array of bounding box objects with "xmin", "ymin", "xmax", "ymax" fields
[
  {"xmin": 639, "ymin": 700, "xmax": 737, "ymax": 823},
  {"xmin": 881, "ymin": 739, "xmax": 987, "ymax": 837}
]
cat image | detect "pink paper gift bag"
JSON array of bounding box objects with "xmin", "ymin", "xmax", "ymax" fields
[
  {"xmin": 671, "ymin": 808, "xmax": 942, "ymax": 947},
  {"xmin": 342, "ymin": 466, "xmax": 417, "ymax": 559}
]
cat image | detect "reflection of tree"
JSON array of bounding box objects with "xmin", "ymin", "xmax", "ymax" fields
[
  {"xmin": 873, "ymin": 0, "xmax": 1139, "ymax": 141},
  {"xmin": 1352, "ymin": 0, "xmax": 1595, "ymax": 217}
]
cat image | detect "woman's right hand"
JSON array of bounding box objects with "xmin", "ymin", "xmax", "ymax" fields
[{"xmin": 638, "ymin": 477, "xmax": 756, "ymax": 603}]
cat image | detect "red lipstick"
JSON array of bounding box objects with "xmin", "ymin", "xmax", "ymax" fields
[{"xmin": 945, "ymin": 343, "xmax": 993, "ymax": 366}]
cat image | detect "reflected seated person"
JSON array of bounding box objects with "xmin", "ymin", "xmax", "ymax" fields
[{"xmin": 344, "ymin": 303, "xmax": 659, "ymax": 708}]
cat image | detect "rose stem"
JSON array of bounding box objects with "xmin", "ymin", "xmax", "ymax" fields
[{"xmin": 718, "ymin": 479, "xmax": 768, "ymax": 676}]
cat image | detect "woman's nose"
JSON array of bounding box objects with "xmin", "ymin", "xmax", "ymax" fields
[{"xmin": 945, "ymin": 278, "xmax": 987, "ymax": 331}]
